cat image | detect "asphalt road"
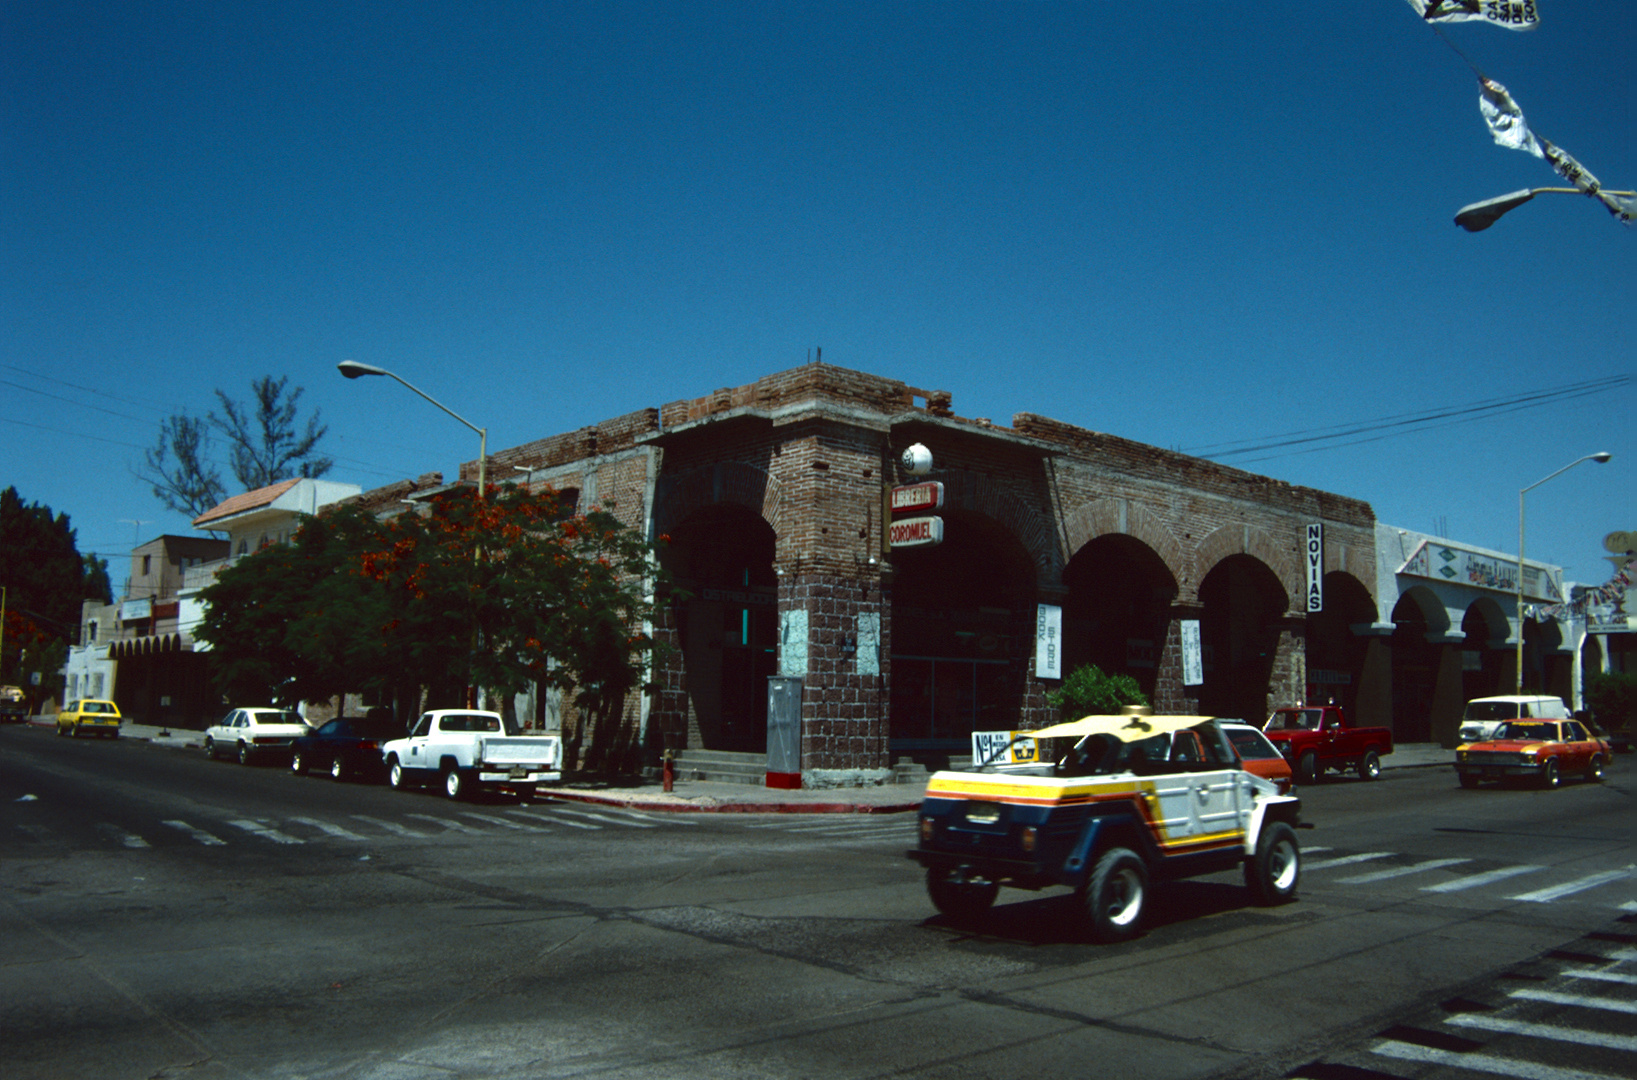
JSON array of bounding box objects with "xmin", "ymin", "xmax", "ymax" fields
[{"xmin": 2, "ymin": 726, "xmax": 1631, "ymax": 1080}]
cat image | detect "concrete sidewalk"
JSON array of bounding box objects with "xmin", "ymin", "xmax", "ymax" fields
[{"xmin": 27, "ymin": 716, "xmax": 1457, "ymax": 815}]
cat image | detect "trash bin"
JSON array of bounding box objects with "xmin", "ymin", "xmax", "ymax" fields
[{"xmin": 766, "ymin": 676, "xmax": 802, "ymax": 789}]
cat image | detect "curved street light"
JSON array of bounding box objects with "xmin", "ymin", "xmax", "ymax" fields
[
  {"xmin": 337, "ymin": 361, "xmax": 487, "ymax": 499},
  {"xmin": 1456, "ymin": 187, "xmax": 1636, "ymax": 232},
  {"xmin": 1516, "ymin": 452, "xmax": 1612, "ymax": 694}
]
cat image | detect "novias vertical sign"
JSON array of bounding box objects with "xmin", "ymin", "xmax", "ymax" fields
[{"xmin": 1305, "ymin": 523, "xmax": 1324, "ymax": 613}]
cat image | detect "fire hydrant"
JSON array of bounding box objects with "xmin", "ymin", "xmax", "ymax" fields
[{"xmin": 662, "ymin": 749, "xmax": 675, "ymax": 793}]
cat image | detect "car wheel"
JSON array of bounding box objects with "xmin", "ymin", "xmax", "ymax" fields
[
  {"xmin": 1458, "ymin": 772, "xmax": 1481, "ymax": 789},
  {"xmin": 203, "ymin": 736, "xmax": 215, "ymax": 759},
  {"xmin": 443, "ymin": 767, "xmax": 467, "ymax": 800},
  {"xmin": 1244, "ymin": 822, "xmax": 1300, "ymax": 905},
  {"xmin": 1295, "ymin": 751, "xmax": 1318, "ymax": 786},
  {"xmin": 1585, "ymin": 756, "xmax": 1605, "ymax": 783},
  {"xmin": 925, "ymin": 867, "xmax": 999, "ymax": 924},
  {"xmin": 330, "ymin": 757, "xmax": 347, "ymax": 781},
  {"xmin": 1081, "ymin": 847, "xmax": 1147, "ymax": 944},
  {"xmin": 56, "ymin": 722, "xmax": 67, "ymax": 737},
  {"xmin": 388, "ymin": 758, "xmax": 407, "ymax": 790},
  {"xmin": 1357, "ymin": 750, "xmax": 1381, "ymax": 781},
  {"xmin": 1540, "ymin": 759, "xmax": 1560, "ymax": 789},
  {"xmin": 237, "ymin": 741, "xmax": 252, "ymax": 766},
  {"xmin": 290, "ymin": 751, "xmax": 307, "ymax": 774}
]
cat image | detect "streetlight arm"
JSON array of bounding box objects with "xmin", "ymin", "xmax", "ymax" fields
[
  {"xmin": 1456, "ymin": 188, "xmax": 1637, "ymax": 232},
  {"xmin": 1521, "ymin": 451, "xmax": 1613, "ymax": 496},
  {"xmin": 1515, "ymin": 451, "xmax": 1612, "ymax": 694},
  {"xmin": 337, "ymin": 361, "xmax": 484, "ymax": 439}
]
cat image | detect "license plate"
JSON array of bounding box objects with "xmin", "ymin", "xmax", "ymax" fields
[
  {"xmin": 963, "ymin": 803, "xmax": 1001, "ymax": 825},
  {"xmin": 508, "ymin": 767, "xmax": 527, "ymax": 780}
]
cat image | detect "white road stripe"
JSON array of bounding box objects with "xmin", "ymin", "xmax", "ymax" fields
[
  {"xmin": 162, "ymin": 819, "xmax": 226, "ymax": 846},
  {"xmin": 1337, "ymin": 858, "xmax": 1471, "ymax": 884},
  {"xmin": 1509, "ymin": 869, "xmax": 1632, "ymax": 903},
  {"xmin": 459, "ymin": 811, "xmax": 553, "ymax": 833},
  {"xmin": 1509, "ymin": 988, "xmax": 1637, "ymax": 1014},
  {"xmin": 1446, "ymin": 1013, "xmax": 1637, "ymax": 1052},
  {"xmin": 547, "ymin": 805, "xmax": 658, "ymax": 828},
  {"xmin": 1566, "ymin": 967, "xmax": 1637, "ymax": 986},
  {"xmin": 95, "ymin": 823, "xmax": 149, "ymax": 849},
  {"xmin": 350, "ymin": 814, "xmax": 432, "ymax": 838},
  {"xmin": 289, "ymin": 816, "xmax": 368, "ymax": 842},
  {"xmin": 227, "ymin": 819, "xmax": 303, "ymax": 844},
  {"xmin": 511, "ymin": 809, "xmax": 599, "ymax": 830},
  {"xmin": 1301, "ymin": 846, "xmax": 1332, "ymax": 854},
  {"xmin": 1373, "ymin": 1038, "xmax": 1622, "ymax": 1079},
  {"xmin": 1303, "ymin": 852, "xmax": 1392, "ymax": 872},
  {"xmin": 1421, "ymin": 864, "xmax": 1542, "ymax": 893},
  {"xmin": 406, "ymin": 813, "xmax": 487, "ymax": 835}
]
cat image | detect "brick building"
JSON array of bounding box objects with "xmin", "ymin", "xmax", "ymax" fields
[{"xmin": 483, "ymin": 362, "xmax": 1380, "ymax": 778}]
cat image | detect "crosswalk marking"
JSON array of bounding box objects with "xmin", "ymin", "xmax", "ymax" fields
[
  {"xmin": 1509, "ymin": 987, "xmax": 1637, "ymax": 1015},
  {"xmin": 228, "ymin": 819, "xmax": 304, "ymax": 844},
  {"xmin": 1566, "ymin": 966, "xmax": 1637, "ymax": 986},
  {"xmin": 406, "ymin": 813, "xmax": 487, "ymax": 835},
  {"xmin": 460, "ymin": 811, "xmax": 554, "ymax": 833},
  {"xmin": 95, "ymin": 823, "xmax": 149, "ymax": 849},
  {"xmin": 512, "ymin": 808, "xmax": 599, "ymax": 830},
  {"xmin": 289, "ymin": 816, "xmax": 367, "ymax": 842},
  {"xmin": 545, "ymin": 804, "xmax": 658, "ymax": 828},
  {"xmin": 1509, "ymin": 869, "xmax": 1632, "ymax": 904},
  {"xmin": 351, "ymin": 814, "xmax": 432, "ymax": 838},
  {"xmin": 1303, "ymin": 851, "xmax": 1391, "ymax": 872},
  {"xmin": 1445, "ymin": 1012, "xmax": 1637, "ymax": 1053},
  {"xmin": 1421, "ymin": 864, "xmax": 1542, "ymax": 893},
  {"xmin": 162, "ymin": 819, "xmax": 226, "ymax": 846},
  {"xmin": 1372, "ymin": 1037, "xmax": 1621, "ymax": 1080},
  {"xmin": 1336, "ymin": 857, "xmax": 1471, "ymax": 884}
]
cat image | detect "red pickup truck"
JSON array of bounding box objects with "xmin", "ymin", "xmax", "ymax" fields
[{"xmin": 1262, "ymin": 705, "xmax": 1393, "ymax": 784}]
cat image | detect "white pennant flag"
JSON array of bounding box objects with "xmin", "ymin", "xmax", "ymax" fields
[
  {"xmin": 1478, "ymin": 77, "xmax": 1543, "ymax": 156},
  {"xmin": 1405, "ymin": 1, "xmax": 1540, "ymax": 30},
  {"xmin": 1476, "ymin": 77, "xmax": 1634, "ymax": 225}
]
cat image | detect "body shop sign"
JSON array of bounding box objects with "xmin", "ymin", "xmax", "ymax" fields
[{"xmin": 890, "ymin": 515, "xmax": 943, "ymax": 548}]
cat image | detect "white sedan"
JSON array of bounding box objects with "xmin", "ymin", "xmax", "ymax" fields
[{"xmin": 203, "ymin": 708, "xmax": 313, "ymax": 766}]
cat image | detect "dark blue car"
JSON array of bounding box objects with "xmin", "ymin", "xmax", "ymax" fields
[{"xmin": 290, "ymin": 715, "xmax": 405, "ymax": 782}]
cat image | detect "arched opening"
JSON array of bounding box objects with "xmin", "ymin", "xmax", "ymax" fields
[
  {"xmin": 889, "ymin": 509, "xmax": 1036, "ymax": 766},
  {"xmin": 1460, "ymin": 600, "xmax": 1507, "ymax": 702},
  {"xmin": 659, "ymin": 504, "xmax": 778, "ymax": 753},
  {"xmin": 1390, "ymin": 588, "xmax": 1447, "ymax": 743},
  {"xmin": 1305, "ymin": 572, "xmax": 1374, "ymax": 712},
  {"xmin": 1197, "ymin": 554, "xmax": 1287, "ymax": 723},
  {"xmin": 1061, "ymin": 534, "xmax": 1178, "ymax": 701}
]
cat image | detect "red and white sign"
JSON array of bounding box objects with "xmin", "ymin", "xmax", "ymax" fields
[
  {"xmin": 891, "ymin": 481, "xmax": 944, "ymax": 513},
  {"xmin": 889, "ymin": 516, "xmax": 944, "ymax": 548}
]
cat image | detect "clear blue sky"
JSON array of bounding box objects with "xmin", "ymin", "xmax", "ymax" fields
[{"xmin": 4, "ymin": 2, "xmax": 1631, "ymax": 589}]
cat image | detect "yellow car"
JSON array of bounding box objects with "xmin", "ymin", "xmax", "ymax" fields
[{"xmin": 56, "ymin": 699, "xmax": 122, "ymax": 739}]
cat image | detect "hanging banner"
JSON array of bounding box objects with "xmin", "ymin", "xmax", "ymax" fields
[
  {"xmin": 1478, "ymin": 77, "xmax": 1634, "ymax": 224},
  {"xmin": 1181, "ymin": 620, "xmax": 1204, "ymax": 686},
  {"xmin": 1035, "ymin": 604, "xmax": 1062, "ymax": 680},
  {"xmin": 1405, "ymin": 1, "xmax": 1539, "ymax": 30},
  {"xmin": 1305, "ymin": 523, "xmax": 1324, "ymax": 613}
]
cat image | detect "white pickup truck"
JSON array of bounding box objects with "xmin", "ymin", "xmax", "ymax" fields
[{"xmin": 382, "ymin": 709, "xmax": 562, "ymax": 800}]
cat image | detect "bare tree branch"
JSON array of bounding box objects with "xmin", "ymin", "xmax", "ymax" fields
[{"xmin": 135, "ymin": 414, "xmax": 227, "ymax": 519}]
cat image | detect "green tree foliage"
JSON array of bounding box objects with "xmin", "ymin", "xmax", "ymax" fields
[
  {"xmin": 0, "ymin": 487, "xmax": 104, "ymax": 702},
  {"xmin": 139, "ymin": 376, "xmax": 332, "ymax": 518},
  {"xmin": 197, "ymin": 485, "xmax": 667, "ymax": 768},
  {"xmin": 1046, "ymin": 663, "xmax": 1150, "ymax": 718},
  {"xmin": 1584, "ymin": 671, "xmax": 1636, "ymax": 739}
]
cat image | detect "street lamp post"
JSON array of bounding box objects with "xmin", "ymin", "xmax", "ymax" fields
[
  {"xmin": 336, "ymin": 361, "xmax": 488, "ymax": 499},
  {"xmin": 1515, "ymin": 452, "xmax": 1612, "ymax": 694},
  {"xmin": 1455, "ymin": 187, "xmax": 1636, "ymax": 232}
]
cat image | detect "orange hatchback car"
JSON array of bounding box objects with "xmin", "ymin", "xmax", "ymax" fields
[{"xmin": 1455, "ymin": 719, "xmax": 1610, "ymax": 789}]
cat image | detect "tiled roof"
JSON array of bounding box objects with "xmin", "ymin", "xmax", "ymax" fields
[{"xmin": 192, "ymin": 478, "xmax": 301, "ymax": 527}]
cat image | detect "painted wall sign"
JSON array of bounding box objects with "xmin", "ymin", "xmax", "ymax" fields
[
  {"xmin": 890, "ymin": 481, "xmax": 944, "ymax": 513},
  {"xmin": 1305, "ymin": 523, "xmax": 1324, "ymax": 613},
  {"xmin": 1035, "ymin": 604, "xmax": 1062, "ymax": 680},
  {"xmin": 1180, "ymin": 619, "xmax": 1203, "ymax": 686},
  {"xmin": 889, "ymin": 515, "xmax": 944, "ymax": 548}
]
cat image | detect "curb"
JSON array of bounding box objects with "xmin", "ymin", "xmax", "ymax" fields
[{"xmin": 544, "ymin": 789, "xmax": 922, "ymax": 815}]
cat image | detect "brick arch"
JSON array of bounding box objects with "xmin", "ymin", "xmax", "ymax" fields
[
  {"xmin": 1194, "ymin": 523, "xmax": 1303, "ymax": 612},
  {"xmin": 1060, "ymin": 498, "xmax": 1186, "ymax": 588},
  {"xmin": 939, "ymin": 467, "xmax": 1057, "ymax": 582},
  {"xmin": 653, "ymin": 461, "xmax": 784, "ymax": 538}
]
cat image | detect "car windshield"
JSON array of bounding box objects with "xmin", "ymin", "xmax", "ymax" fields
[
  {"xmin": 1499, "ymin": 722, "xmax": 1557, "ymax": 741},
  {"xmin": 1266, "ymin": 709, "xmax": 1322, "ymax": 731},
  {"xmin": 82, "ymin": 702, "xmax": 115, "ymax": 714},
  {"xmin": 1466, "ymin": 702, "xmax": 1523, "ymax": 723},
  {"xmin": 438, "ymin": 713, "xmax": 503, "ymax": 733},
  {"xmin": 1223, "ymin": 726, "xmax": 1281, "ymax": 760}
]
